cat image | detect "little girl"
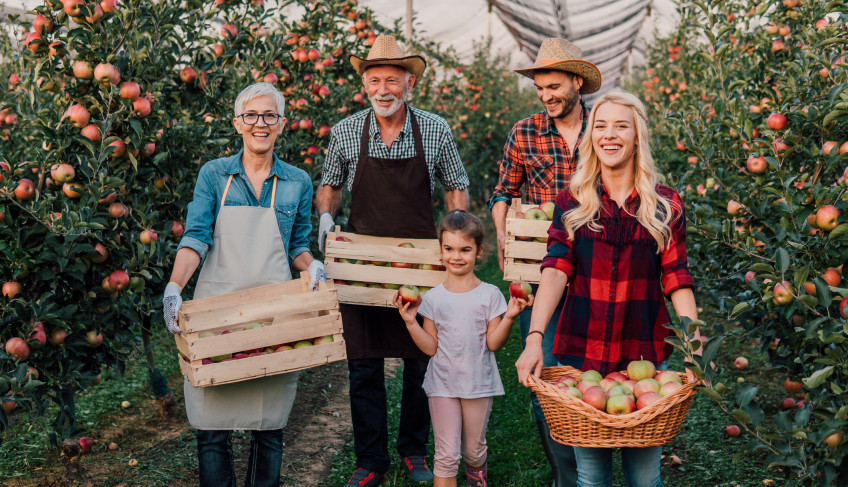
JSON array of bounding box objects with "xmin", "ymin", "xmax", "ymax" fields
[{"xmin": 394, "ymin": 210, "xmax": 532, "ymax": 487}]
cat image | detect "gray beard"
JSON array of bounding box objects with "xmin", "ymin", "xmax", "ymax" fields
[{"xmin": 370, "ymin": 95, "xmax": 405, "ymax": 117}]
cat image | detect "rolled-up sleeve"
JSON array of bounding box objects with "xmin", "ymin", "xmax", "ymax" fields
[
  {"xmin": 434, "ymin": 126, "xmax": 469, "ymax": 191},
  {"xmin": 487, "ymin": 124, "xmax": 525, "ymax": 209},
  {"xmin": 288, "ymin": 177, "xmax": 313, "ymax": 260},
  {"xmin": 660, "ymin": 194, "xmax": 694, "ymax": 296},
  {"xmin": 178, "ymin": 164, "xmax": 217, "ymax": 260},
  {"xmin": 540, "ymin": 194, "xmax": 575, "ymax": 278},
  {"xmin": 321, "ymin": 127, "xmax": 348, "ymax": 188}
]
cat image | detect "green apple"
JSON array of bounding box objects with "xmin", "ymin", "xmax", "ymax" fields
[{"xmin": 293, "ymin": 340, "xmax": 313, "ymax": 349}]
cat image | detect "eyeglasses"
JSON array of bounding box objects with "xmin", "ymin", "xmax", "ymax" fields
[{"xmin": 238, "ymin": 113, "xmax": 283, "ymax": 125}]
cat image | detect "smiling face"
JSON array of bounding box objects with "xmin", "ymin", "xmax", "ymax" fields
[
  {"xmin": 363, "ymin": 64, "xmax": 414, "ymax": 118},
  {"xmin": 533, "ymin": 70, "xmax": 582, "ymax": 119},
  {"xmin": 591, "ymin": 102, "xmax": 639, "ymax": 172},
  {"xmin": 232, "ymin": 94, "xmax": 284, "ymax": 157},
  {"xmin": 439, "ymin": 230, "xmax": 482, "ymax": 277}
]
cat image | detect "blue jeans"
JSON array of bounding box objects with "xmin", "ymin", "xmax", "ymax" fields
[
  {"xmin": 574, "ymin": 446, "xmax": 663, "ymax": 487},
  {"xmin": 197, "ymin": 429, "xmax": 284, "ymax": 487},
  {"xmin": 573, "ymin": 362, "xmax": 668, "ymax": 487}
]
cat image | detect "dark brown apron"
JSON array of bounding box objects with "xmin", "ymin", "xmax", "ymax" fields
[{"xmin": 342, "ymin": 109, "xmax": 436, "ymax": 360}]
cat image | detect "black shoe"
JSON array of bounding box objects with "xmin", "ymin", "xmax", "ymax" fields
[
  {"xmin": 402, "ymin": 456, "xmax": 434, "ymax": 482},
  {"xmin": 344, "ymin": 468, "xmax": 384, "ymax": 487}
]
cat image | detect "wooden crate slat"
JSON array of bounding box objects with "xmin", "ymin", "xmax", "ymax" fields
[
  {"xmin": 325, "ymin": 241, "xmax": 441, "ymax": 265},
  {"xmin": 503, "ymin": 263, "xmax": 542, "ymax": 283},
  {"xmin": 326, "ymin": 262, "xmax": 446, "ymax": 287},
  {"xmin": 335, "ymin": 284, "xmax": 406, "ymax": 307},
  {"xmin": 180, "ymin": 289, "xmax": 338, "ymax": 333},
  {"xmin": 505, "ymin": 218, "xmax": 552, "ymax": 238},
  {"xmin": 186, "ymin": 313, "xmax": 343, "ymax": 361},
  {"xmin": 185, "ymin": 341, "xmax": 347, "ymax": 387},
  {"xmin": 327, "ymin": 229, "xmax": 440, "ymax": 250},
  {"xmin": 180, "ymin": 278, "xmax": 307, "ymax": 315},
  {"xmin": 504, "ymin": 240, "xmax": 548, "ymax": 260}
]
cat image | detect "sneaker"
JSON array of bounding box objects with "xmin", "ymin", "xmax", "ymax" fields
[
  {"xmin": 344, "ymin": 468, "xmax": 384, "ymax": 487},
  {"xmin": 402, "ymin": 456, "xmax": 434, "ymax": 482},
  {"xmin": 464, "ymin": 463, "xmax": 488, "ymax": 487}
]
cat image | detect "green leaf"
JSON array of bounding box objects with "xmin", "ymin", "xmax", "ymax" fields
[
  {"xmin": 814, "ymin": 277, "xmax": 833, "ymax": 308},
  {"xmin": 732, "ymin": 408, "xmax": 752, "ymax": 424},
  {"xmin": 698, "ymin": 387, "xmax": 723, "ymax": 402},
  {"xmin": 735, "ymin": 384, "xmax": 758, "ymax": 408},
  {"xmin": 774, "ymin": 248, "xmax": 789, "ymax": 275},
  {"xmin": 829, "ymin": 223, "xmax": 848, "ymax": 240},
  {"xmin": 802, "ymin": 366, "xmax": 834, "ymax": 389},
  {"xmin": 823, "ymin": 110, "xmax": 848, "ymax": 126},
  {"xmin": 799, "ymin": 294, "xmax": 818, "ymax": 308},
  {"xmin": 730, "ymin": 302, "xmax": 750, "ymax": 316},
  {"xmin": 751, "ymin": 263, "xmax": 775, "ymax": 274}
]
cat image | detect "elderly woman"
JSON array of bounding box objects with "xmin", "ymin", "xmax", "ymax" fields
[
  {"xmin": 162, "ymin": 82, "xmax": 325, "ymax": 487},
  {"xmin": 516, "ymin": 90, "xmax": 699, "ymax": 487}
]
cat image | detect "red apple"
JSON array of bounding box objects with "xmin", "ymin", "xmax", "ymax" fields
[
  {"xmin": 81, "ymin": 123, "xmax": 101, "ymax": 141},
  {"xmin": 93, "ymin": 62, "xmax": 120, "ymax": 85},
  {"xmin": 606, "ymin": 394, "xmax": 636, "ymax": 415},
  {"xmin": 824, "ymin": 432, "xmax": 843, "ymax": 448},
  {"xmin": 576, "ymin": 380, "xmax": 598, "ymax": 395},
  {"xmin": 727, "ymin": 200, "xmax": 742, "ymax": 216},
  {"xmin": 49, "ymin": 328, "xmax": 69, "ymax": 345},
  {"xmin": 822, "ymin": 268, "xmax": 841, "ymax": 287},
  {"xmin": 725, "ymin": 425, "xmax": 741, "ymax": 437},
  {"xmin": 14, "ymin": 179, "xmax": 35, "ymax": 200},
  {"xmin": 51, "ymin": 163, "xmax": 75, "ymax": 183},
  {"xmin": 840, "ymin": 298, "xmax": 848, "ymax": 319},
  {"xmin": 746, "ymin": 154, "xmax": 767, "ymax": 174},
  {"xmin": 509, "ymin": 281, "xmax": 532, "ymax": 300},
  {"xmin": 180, "ymin": 67, "xmax": 197, "ymax": 84},
  {"xmin": 132, "ymin": 97, "xmax": 151, "ymax": 117},
  {"xmin": 312, "ymin": 335, "xmax": 334, "ymax": 345},
  {"xmin": 171, "ymin": 221, "xmax": 184, "ymax": 238},
  {"xmin": 100, "ymin": 0, "xmax": 117, "ymax": 12},
  {"xmin": 626, "ymin": 359, "xmax": 656, "ymax": 381},
  {"xmin": 108, "ymin": 202, "xmax": 128, "ymax": 218},
  {"xmin": 139, "ymin": 229, "xmax": 158, "ymax": 245},
  {"xmin": 599, "ymin": 378, "xmax": 619, "ymax": 393},
  {"xmin": 823, "ymin": 141, "xmax": 838, "ymax": 155},
  {"xmin": 659, "ymin": 381, "xmax": 683, "ymax": 397},
  {"xmin": 654, "ymin": 370, "xmax": 683, "ymax": 386},
  {"xmin": 85, "ymin": 330, "xmax": 103, "ymax": 347},
  {"xmin": 63, "ymin": 0, "xmax": 84, "ymax": 17},
  {"xmin": 398, "ymin": 284, "xmax": 421, "ymax": 306},
  {"xmin": 33, "ymin": 14, "xmax": 53, "ymax": 35},
  {"xmin": 3, "ymin": 282, "xmax": 22, "ymax": 298},
  {"xmin": 66, "ymin": 104, "xmax": 90, "ymax": 128},
  {"xmin": 28, "ymin": 324, "xmax": 47, "ymax": 348},
  {"xmin": 773, "ymin": 280, "xmax": 795, "ymax": 305},
  {"xmin": 581, "ymin": 386, "xmax": 606, "ymax": 411},
  {"xmin": 221, "ymin": 23, "xmax": 237, "ymax": 39},
  {"xmin": 636, "ymin": 391, "xmax": 662, "ymax": 410},
  {"xmin": 72, "ymin": 60, "xmax": 93, "ymax": 79},
  {"xmin": 632, "ymin": 378, "xmax": 661, "ymax": 398},
  {"xmin": 79, "ymin": 437, "xmax": 92, "ymax": 453},
  {"xmin": 767, "ymin": 113, "xmax": 788, "ymax": 131},
  {"xmin": 605, "ymin": 371, "xmax": 628, "ymax": 383},
  {"xmin": 109, "ymin": 270, "xmax": 129, "ymax": 291},
  {"xmin": 816, "ymin": 205, "xmax": 840, "ymax": 231},
  {"xmin": 781, "ymin": 397, "xmax": 796, "ymax": 409},
  {"xmin": 5, "ymin": 337, "xmax": 30, "ymax": 360},
  {"xmin": 119, "ymin": 81, "xmax": 140, "ymax": 100}
]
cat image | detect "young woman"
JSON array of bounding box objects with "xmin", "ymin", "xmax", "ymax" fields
[
  {"xmin": 395, "ymin": 210, "xmax": 532, "ymax": 487},
  {"xmin": 515, "ymin": 90, "xmax": 698, "ymax": 487}
]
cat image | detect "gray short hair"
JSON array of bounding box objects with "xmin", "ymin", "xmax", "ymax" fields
[{"xmin": 234, "ymin": 82, "xmax": 286, "ymax": 118}]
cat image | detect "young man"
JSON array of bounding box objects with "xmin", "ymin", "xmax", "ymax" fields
[
  {"xmin": 316, "ymin": 36, "xmax": 470, "ymax": 487},
  {"xmin": 488, "ymin": 38, "xmax": 602, "ymax": 487}
]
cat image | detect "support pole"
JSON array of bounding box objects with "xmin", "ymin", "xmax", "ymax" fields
[{"xmin": 406, "ymin": 0, "xmax": 413, "ymax": 41}]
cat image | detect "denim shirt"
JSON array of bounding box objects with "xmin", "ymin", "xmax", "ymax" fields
[{"xmin": 177, "ymin": 150, "xmax": 313, "ymax": 267}]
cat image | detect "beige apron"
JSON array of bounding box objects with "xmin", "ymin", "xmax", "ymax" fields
[{"xmin": 184, "ymin": 174, "xmax": 299, "ymax": 430}]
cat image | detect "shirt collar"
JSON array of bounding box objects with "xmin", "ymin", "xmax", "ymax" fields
[
  {"xmin": 599, "ymin": 182, "xmax": 639, "ymax": 204},
  {"xmin": 222, "ymin": 150, "xmax": 289, "ymax": 180},
  {"xmin": 539, "ymin": 100, "xmax": 589, "ymax": 136},
  {"xmin": 369, "ymin": 105, "xmax": 411, "ymax": 141}
]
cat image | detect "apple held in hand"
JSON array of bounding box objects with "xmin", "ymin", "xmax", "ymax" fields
[
  {"xmin": 509, "ymin": 281, "xmax": 532, "ymax": 300},
  {"xmin": 398, "ymin": 284, "xmax": 421, "ymax": 306}
]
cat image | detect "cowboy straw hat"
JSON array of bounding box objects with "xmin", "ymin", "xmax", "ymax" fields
[
  {"xmin": 349, "ymin": 35, "xmax": 427, "ymax": 86},
  {"xmin": 514, "ymin": 38, "xmax": 602, "ymax": 94}
]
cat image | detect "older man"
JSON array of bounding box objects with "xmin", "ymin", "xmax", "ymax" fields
[
  {"xmin": 316, "ymin": 35, "xmax": 469, "ymax": 487},
  {"xmin": 488, "ymin": 38, "xmax": 602, "ymax": 487}
]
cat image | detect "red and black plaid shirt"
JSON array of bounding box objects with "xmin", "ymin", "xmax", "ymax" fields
[
  {"xmin": 541, "ymin": 184, "xmax": 694, "ymax": 375},
  {"xmin": 488, "ymin": 103, "xmax": 588, "ymax": 208}
]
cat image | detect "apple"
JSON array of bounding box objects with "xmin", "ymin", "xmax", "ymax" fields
[
  {"xmin": 81, "ymin": 123, "xmax": 101, "ymax": 141},
  {"xmin": 746, "ymin": 154, "xmax": 767, "ymax": 174},
  {"xmin": 293, "ymin": 340, "xmax": 312, "ymax": 349},
  {"xmin": 580, "ymin": 370, "xmax": 603, "ymax": 383},
  {"xmin": 79, "ymin": 437, "xmax": 92, "ymax": 453},
  {"xmin": 767, "ymin": 113, "xmax": 788, "ymax": 130},
  {"xmin": 109, "ymin": 270, "xmax": 130, "ymax": 291},
  {"xmin": 509, "ymin": 281, "xmax": 532, "ymax": 300},
  {"xmin": 84, "ymin": 3, "xmax": 103, "ymax": 24},
  {"xmin": 599, "ymin": 378, "xmax": 619, "ymax": 393},
  {"xmin": 66, "ymin": 104, "xmax": 90, "ymax": 129},
  {"xmin": 621, "ymin": 380, "xmax": 637, "ymax": 395},
  {"xmin": 28, "ymin": 324, "xmax": 47, "ymax": 348},
  {"xmin": 391, "ymin": 261, "xmax": 414, "ymax": 269},
  {"xmin": 139, "ymin": 229, "xmax": 158, "ymax": 245},
  {"xmin": 841, "ymin": 298, "xmax": 848, "ymax": 319},
  {"xmin": 605, "ymin": 385, "xmax": 631, "ymax": 399},
  {"xmin": 63, "ymin": 182, "xmax": 84, "ymax": 199},
  {"xmin": 581, "ymin": 386, "xmax": 606, "ymax": 411},
  {"xmin": 771, "ymin": 40, "xmax": 785, "ymax": 52},
  {"xmin": 816, "ymin": 205, "xmax": 840, "ymax": 231},
  {"xmin": 576, "ymin": 380, "xmax": 598, "ymax": 395},
  {"xmin": 659, "ymin": 381, "xmax": 683, "ymax": 397},
  {"xmin": 633, "ymin": 378, "xmax": 661, "ymax": 398},
  {"xmin": 90, "ymin": 243, "xmax": 108, "ymax": 264},
  {"xmin": 606, "ymin": 394, "xmax": 635, "ymax": 415},
  {"xmin": 554, "ymin": 376, "xmax": 577, "ymax": 388},
  {"xmin": 727, "ymin": 200, "xmax": 742, "ymax": 216},
  {"xmin": 313, "ymin": 335, "xmax": 334, "ymax": 345},
  {"xmin": 221, "ymin": 23, "xmax": 237, "ymax": 39},
  {"xmin": 73, "ymin": 60, "xmax": 93, "ymax": 79},
  {"xmin": 108, "ymin": 202, "xmax": 128, "ymax": 218},
  {"xmin": 132, "ymin": 97, "xmax": 151, "ymax": 117},
  {"xmin": 524, "ymin": 208, "xmax": 547, "ymax": 220},
  {"xmin": 180, "ymin": 67, "xmax": 197, "ymax": 84},
  {"xmin": 562, "ymin": 386, "xmax": 582, "ymax": 399},
  {"xmin": 121, "ymin": 400, "xmax": 131, "ymax": 408},
  {"xmin": 725, "ymin": 425, "xmax": 741, "ymax": 437},
  {"xmin": 171, "ymin": 221, "xmax": 184, "ymax": 238},
  {"xmin": 108, "ymin": 139, "xmax": 126, "ymax": 158},
  {"xmin": 1, "ymin": 395, "xmax": 15, "ymax": 414},
  {"xmin": 605, "ymin": 371, "xmax": 628, "ymax": 383},
  {"xmin": 109, "ymin": 442, "xmax": 118, "ymax": 450},
  {"xmin": 85, "ymin": 330, "xmax": 103, "ymax": 347},
  {"xmin": 49, "ymin": 328, "xmax": 69, "ymax": 345},
  {"xmin": 397, "ymin": 242, "xmax": 415, "ymax": 248},
  {"xmin": 773, "ymin": 280, "xmax": 795, "ymax": 305},
  {"xmin": 119, "ymin": 81, "xmax": 140, "ymax": 100},
  {"xmin": 398, "ymin": 284, "xmax": 421, "ymax": 306},
  {"xmin": 654, "ymin": 370, "xmax": 682, "ymax": 386},
  {"xmin": 734, "ymin": 356, "xmax": 749, "ymax": 369},
  {"xmin": 63, "ymin": 0, "xmax": 84, "ymax": 16},
  {"xmin": 824, "ymin": 432, "xmax": 843, "ymax": 448},
  {"xmin": 636, "ymin": 391, "xmax": 662, "ymax": 410},
  {"xmin": 822, "ymin": 268, "xmax": 841, "ymax": 287},
  {"xmin": 781, "ymin": 397, "xmax": 796, "ymax": 409},
  {"xmin": 33, "ymin": 14, "xmax": 53, "ymax": 35},
  {"xmin": 93, "ymin": 62, "xmax": 120, "ymax": 85},
  {"xmin": 538, "ymin": 201, "xmax": 556, "ymax": 220},
  {"xmin": 100, "ymin": 0, "xmax": 117, "ymax": 12},
  {"xmin": 5, "ymin": 337, "xmax": 30, "ymax": 360},
  {"xmin": 626, "ymin": 359, "xmax": 656, "ymax": 381},
  {"xmin": 275, "ymin": 345, "xmax": 293, "ymax": 352},
  {"xmin": 823, "ymin": 141, "xmax": 838, "ymax": 155}
]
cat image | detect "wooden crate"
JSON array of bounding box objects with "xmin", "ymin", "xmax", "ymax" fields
[
  {"xmin": 324, "ymin": 227, "xmax": 447, "ymax": 307},
  {"xmin": 503, "ymin": 198, "xmax": 552, "ymax": 283},
  {"xmin": 175, "ymin": 275, "xmax": 345, "ymax": 387}
]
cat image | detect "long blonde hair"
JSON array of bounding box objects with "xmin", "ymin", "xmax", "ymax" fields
[{"xmin": 562, "ymin": 90, "xmax": 678, "ymax": 251}]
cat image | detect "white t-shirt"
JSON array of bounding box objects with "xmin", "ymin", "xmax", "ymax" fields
[{"xmin": 417, "ymin": 282, "xmax": 508, "ymax": 398}]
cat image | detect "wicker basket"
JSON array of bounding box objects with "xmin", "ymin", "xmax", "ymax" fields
[{"xmin": 528, "ymin": 366, "xmax": 699, "ymax": 448}]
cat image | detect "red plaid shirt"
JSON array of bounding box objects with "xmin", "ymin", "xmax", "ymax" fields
[
  {"xmin": 541, "ymin": 184, "xmax": 694, "ymax": 375},
  {"xmin": 488, "ymin": 103, "xmax": 588, "ymax": 208}
]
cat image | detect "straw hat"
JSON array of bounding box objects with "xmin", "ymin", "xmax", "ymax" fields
[
  {"xmin": 514, "ymin": 38, "xmax": 602, "ymax": 94},
  {"xmin": 349, "ymin": 35, "xmax": 427, "ymax": 87}
]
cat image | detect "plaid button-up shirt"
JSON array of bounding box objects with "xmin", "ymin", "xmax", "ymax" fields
[
  {"xmin": 488, "ymin": 102, "xmax": 588, "ymax": 208},
  {"xmin": 542, "ymin": 184, "xmax": 694, "ymax": 375},
  {"xmin": 321, "ymin": 106, "xmax": 469, "ymax": 193}
]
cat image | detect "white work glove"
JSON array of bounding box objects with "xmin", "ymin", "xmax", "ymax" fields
[
  {"xmin": 308, "ymin": 260, "xmax": 326, "ymax": 291},
  {"xmin": 318, "ymin": 212, "xmax": 335, "ymax": 254},
  {"xmin": 163, "ymin": 282, "xmax": 183, "ymax": 335}
]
